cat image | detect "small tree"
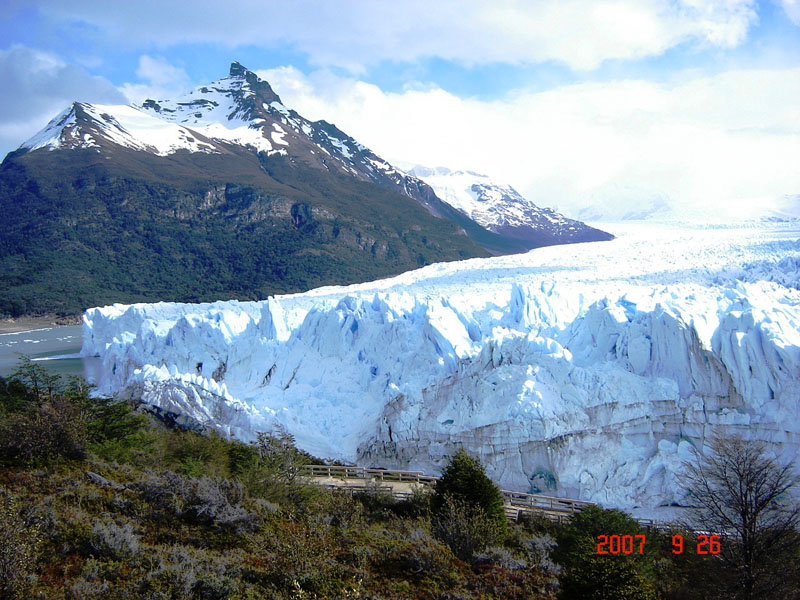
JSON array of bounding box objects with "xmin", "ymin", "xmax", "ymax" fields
[
  {"xmin": 253, "ymin": 424, "xmax": 305, "ymax": 483},
  {"xmin": 433, "ymin": 495, "xmax": 498, "ymax": 561},
  {"xmin": 10, "ymin": 355, "xmax": 61, "ymax": 404},
  {"xmin": 681, "ymin": 433, "xmax": 800, "ymax": 600},
  {"xmin": 554, "ymin": 505, "xmax": 657, "ymax": 600},
  {"xmin": 431, "ymin": 448, "xmax": 507, "ymax": 558}
]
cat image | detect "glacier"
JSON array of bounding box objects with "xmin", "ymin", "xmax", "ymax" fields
[{"xmin": 82, "ymin": 222, "xmax": 800, "ymax": 510}]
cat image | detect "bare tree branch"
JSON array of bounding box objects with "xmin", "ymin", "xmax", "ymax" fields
[{"xmin": 680, "ymin": 433, "xmax": 800, "ymax": 600}]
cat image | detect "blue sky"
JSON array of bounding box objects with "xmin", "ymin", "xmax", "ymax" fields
[{"xmin": 1, "ymin": 0, "xmax": 798, "ymax": 219}]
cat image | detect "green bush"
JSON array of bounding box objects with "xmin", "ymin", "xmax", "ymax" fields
[
  {"xmin": 0, "ymin": 394, "xmax": 88, "ymax": 463},
  {"xmin": 433, "ymin": 449, "xmax": 506, "ymax": 529},
  {"xmin": 84, "ymin": 394, "xmax": 147, "ymax": 445},
  {"xmin": 0, "ymin": 358, "xmax": 146, "ymax": 465},
  {"xmin": 433, "ymin": 494, "xmax": 504, "ymax": 561},
  {"xmin": 431, "ymin": 449, "xmax": 507, "ymax": 559},
  {"xmin": 373, "ymin": 525, "xmax": 454, "ymax": 580},
  {"xmin": 163, "ymin": 430, "xmax": 234, "ymax": 478},
  {"xmin": 255, "ymin": 519, "xmax": 354, "ymax": 597},
  {"xmin": 554, "ymin": 506, "xmax": 657, "ymax": 600},
  {"xmin": 311, "ymin": 489, "xmax": 365, "ymax": 529}
]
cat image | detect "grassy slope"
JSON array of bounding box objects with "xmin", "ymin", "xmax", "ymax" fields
[
  {"xmin": 0, "ymin": 366, "xmax": 560, "ymax": 600},
  {"xmin": 0, "ymin": 362, "xmax": 748, "ymax": 600}
]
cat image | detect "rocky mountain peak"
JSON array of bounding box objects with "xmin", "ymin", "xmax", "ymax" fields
[
  {"xmin": 229, "ymin": 61, "xmax": 248, "ymax": 77},
  {"xmin": 136, "ymin": 62, "xmax": 282, "ymax": 128},
  {"xmin": 226, "ymin": 61, "xmax": 282, "ymax": 106}
]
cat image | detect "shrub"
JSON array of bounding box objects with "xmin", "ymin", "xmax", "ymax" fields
[
  {"xmin": 432, "ymin": 449, "xmax": 506, "ymax": 536},
  {"xmin": 164, "ymin": 430, "xmax": 233, "ymax": 478},
  {"xmin": 256, "ymin": 519, "xmax": 353, "ymax": 596},
  {"xmin": 70, "ymin": 576, "xmax": 111, "ymax": 599},
  {"xmin": 350, "ymin": 481, "xmax": 433, "ymax": 524},
  {"xmin": 229, "ymin": 427, "xmax": 320, "ymax": 506},
  {"xmin": 0, "ymin": 395, "xmax": 88, "ymax": 463},
  {"xmin": 474, "ymin": 546, "xmax": 527, "ymax": 570},
  {"xmin": 517, "ymin": 510, "xmax": 562, "ymax": 537},
  {"xmin": 524, "ymin": 533, "xmax": 561, "ymax": 578},
  {"xmin": 0, "ymin": 376, "xmax": 28, "ymax": 412},
  {"xmin": 137, "ymin": 470, "xmax": 258, "ymax": 533},
  {"xmin": 89, "ymin": 521, "xmax": 140, "ymax": 560},
  {"xmin": 9, "ymin": 356, "xmax": 61, "ymax": 404},
  {"xmin": 1, "ymin": 358, "xmax": 147, "ymax": 466},
  {"xmin": 54, "ymin": 507, "xmax": 95, "ymax": 556},
  {"xmin": 84, "ymin": 394, "xmax": 147, "ymax": 446},
  {"xmin": 146, "ymin": 545, "xmax": 208, "ymax": 598},
  {"xmin": 312, "ymin": 489, "xmax": 365, "ymax": 529},
  {"xmin": 373, "ymin": 525, "xmax": 454, "ymax": 579},
  {"xmin": 0, "ymin": 489, "xmax": 41, "ymax": 600},
  {"xmin": 137, "ymin": 544, "xmax": 237, "ymax": 599},
  {"xmin": 188, "ymin": 476, "xmax": 257, "ymax": 532},
  {"xmin": 252, "ymin": 425, "xmax": 307, "ymax": 483},
  {"xmin": 69, "ymin": 545, "xmax": 245, "ymax": 600},
  {"xmin": 433, "ymin": 494, "xmax": 504, "ymax": 561}
]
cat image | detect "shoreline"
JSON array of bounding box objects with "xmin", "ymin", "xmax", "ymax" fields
[{"xmin": 0, "ymin": 315, "xmax": 82, "ymax": 334}]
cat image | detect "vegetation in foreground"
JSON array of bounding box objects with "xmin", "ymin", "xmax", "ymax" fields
[{"xmin": 1, "ymin": 359, "xmax": 798, "ymax": 599}]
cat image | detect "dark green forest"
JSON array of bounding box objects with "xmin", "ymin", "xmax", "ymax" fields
[{"xmin": 0, "ymin": 148, "xmax": 491, "ymax": 317}]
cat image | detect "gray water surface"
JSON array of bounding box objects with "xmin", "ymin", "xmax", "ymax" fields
[{"xmin": 0, "ymin": 325, "xmax": 99, "ymax": 379}]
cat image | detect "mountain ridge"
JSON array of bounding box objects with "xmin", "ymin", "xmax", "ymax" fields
[
  {"xmin": 1, "ymin": 62, "xmax": 608, "ymax": 317},
  {"xmin": 409, "ymin": 166, "xmax": 613, "ymax": 246}
]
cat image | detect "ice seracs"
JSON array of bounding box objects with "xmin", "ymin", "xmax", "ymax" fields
[{"xmin": 81, "ymin": 222, "xmax": 800, "ymax": 512}]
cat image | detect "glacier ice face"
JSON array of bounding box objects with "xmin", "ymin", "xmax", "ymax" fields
[{"xmin": 82, "ymin": 223, "xmax": 800, "ymax": 510}]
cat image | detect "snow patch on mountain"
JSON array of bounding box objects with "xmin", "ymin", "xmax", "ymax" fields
[
  {"xmin": 20, "ymin": 102, "xmax": 220, "ymax": 155},
  {"xmin": 16, "ymin": 64, "xmax": 453, "ymax": 218},
  {"xmin": 408, "ymin": 166, "xmax": 550, "ymax": 228},
  {"xmin": 82, "ymin": 222, "xmax": 800, "ymax": 510},
  {"xmin": 409, "ymin": 166, "xmax": 610, "ymax": 244}
]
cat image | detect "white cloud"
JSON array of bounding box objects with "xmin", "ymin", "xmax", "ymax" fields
[
  {"xmin": 119, "ymin": 55, "xmax": 192, "ymax": 103},
  {"xmin": 33, "ymin": 0, "xmax": 758, "ymax": 71},
  {"xmin": 781, "ymin": 0, "xmax": 800, "ymax": 24},
  {"xmin": 259, "ymin": 65, "xmax": 800, "ymax": 220},
  {"xmin": 0, "ymin": 45, "xmax": 126, "ymax": 158}
]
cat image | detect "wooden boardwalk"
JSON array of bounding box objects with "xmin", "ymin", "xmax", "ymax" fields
[
  {"xmin": 299, "ymin": 464, "xmax": 591, "ymax": 525},
  {"xmin": 299, "ymin": 464, "xmax": 673, "ymax": 530}
]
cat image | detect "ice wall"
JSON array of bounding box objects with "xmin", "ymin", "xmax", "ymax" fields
[{"xmin": 82, "ymin": 223, "xmax": 800, "ymax": 509}]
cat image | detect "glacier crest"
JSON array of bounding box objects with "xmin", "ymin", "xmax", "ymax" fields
[{"xmin": 82, "ymin": 224, "xmax": 800, "ymax": 510}]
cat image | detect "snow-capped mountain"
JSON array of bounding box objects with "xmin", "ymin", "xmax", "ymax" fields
[
  {"xmin": 410, "ymin": 166, "xmax": 612, "ymax": 245},
  {"xmin": 19, "ymin": 62, "xmax": 437, "ymax": 209},
  {"xmin": 9, "ymin": 62, "xmax": 594, "ymax": 316},
  {"xmin": 82, "ymin": 221, "xmax": 800, "ymax": 511},
  {"xmin": 16, "ymin": 62, "xmax": 610, "ymax": 254}
]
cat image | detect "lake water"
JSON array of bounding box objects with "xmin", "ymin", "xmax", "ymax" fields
[{"xmin": 0, "ymin": 325, "xmax": 101, "ymax": 379}]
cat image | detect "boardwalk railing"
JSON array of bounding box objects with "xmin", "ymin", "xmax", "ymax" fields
[
  {"xmin": 501, "ymin": 490, "xmax": 593, "ymax": 513},
  {"xmin": 299, "ymin": 464, "xmax": 438, "ymax": 484},
  {"xmin": 299, "ymin": 464, "xmax": 591, "ymax": 520},
  {"xmin": 299, "ymin": 464, "xmax": 673, "ymax": 529}
]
